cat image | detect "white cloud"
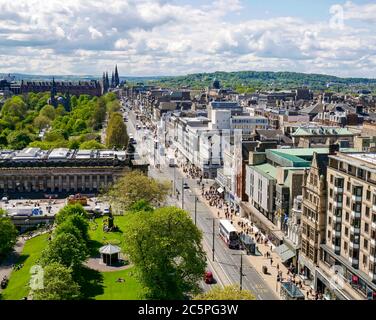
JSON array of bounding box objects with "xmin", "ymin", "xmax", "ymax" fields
[
  {"xmin": 88, "ymin": 26, "xmax": 103, "ymax": 40},
  {"xmin": 0, "ymin": 0, "xmax": 375, "ymax": 77}
]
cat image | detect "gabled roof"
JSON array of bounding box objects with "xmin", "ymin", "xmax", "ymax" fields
[
  {"xmin": 299, "ymin": 102, "xmax": 324, "ymax": 115},
  {"xmin": 99, "ymin": 244, "xmax": 121, "ymax": 255}
]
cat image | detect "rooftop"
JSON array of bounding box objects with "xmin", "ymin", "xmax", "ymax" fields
[{"xmin": 253, "ymin": 163, "xmax": 277, "ymax": 180}]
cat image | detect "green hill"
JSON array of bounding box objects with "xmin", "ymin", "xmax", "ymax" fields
[{"xmin": 147, "ymin": 70, "xmax": 376, "ymax": 93}]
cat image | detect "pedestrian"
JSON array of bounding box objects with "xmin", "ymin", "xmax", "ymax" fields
[
  {"xmin": 217, "ymin": 211, "xmax": 220, "ymax": 218},
  {"xmin": 276, "ymin": 263, "xmax": 279, "ymax": 271},
  {"xmin": 270, "ymin": 258, "xmax": 273, "ymax": 266}
]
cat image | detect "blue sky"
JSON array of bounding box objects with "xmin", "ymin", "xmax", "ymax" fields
[{"xmin": 0, "ymin": 0, "xmax": 375, "ymax": 77}]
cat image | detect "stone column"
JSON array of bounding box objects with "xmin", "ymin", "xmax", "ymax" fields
[
  {"xmin": 51, "ymin": 175, "xmax": 55, "ymax": 192},
  {"xmin": 65, "ymin": 175, "xmax": 70, "ymax": 192},
  {"xmin": 96, "ymin": 175, "xmax": 100, "ymax": 191},
  {"xmin": 74, "ymin": 175, "xmax": 78, "ymax": 192},
  {"xmin": 89, "ymin": 175, "xmax": 93, "ymax": 191},
  {"xmin": 58, "ymin": 175, "xmax": 62, "ymax": 192}
]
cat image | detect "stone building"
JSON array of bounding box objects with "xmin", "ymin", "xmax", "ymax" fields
[{"xmin": 0, "ymin": 148, "xmax": 148, "ymax": 196}]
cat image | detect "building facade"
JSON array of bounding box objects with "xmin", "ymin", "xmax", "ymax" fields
[{"xmin": 0, "ymin": 148, "xmax": 148, "ymax": 195}]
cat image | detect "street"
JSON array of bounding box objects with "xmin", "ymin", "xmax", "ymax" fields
[{"xmin": 122, "ymin": 98, "xmax": 278, "ymax": 300}]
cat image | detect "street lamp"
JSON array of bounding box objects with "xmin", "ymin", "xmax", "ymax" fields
[
  {"xmin": 232, "ymin": 251, "xmax": 247, "ymax": 291},
  {"xmin": 206, "ymin": 217, "xmax": 219, "ymax": 262}
]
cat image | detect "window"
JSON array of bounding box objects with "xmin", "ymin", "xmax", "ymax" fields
[
  {"xmin": 346, "ymin": 196, "xmax": 350, "ymax": 207},
  {"xmin": 366, "ymin": 207, "xmax": 370, "ymax": 218},
  {"xmin": 364, "ymin": 239, "xmax": 368, "ymax": 250},
  {"xmin": 347, "ymin": 181, "xmax": 351, "ymax": 191},
  {"xmin": 328, "ymin": 230, "xmax": 331, "ymax": 240},
  {"xmin": 366, "ymin": 190, "xmax": 371, "ymax": 201},
  {"xmin": 344, "ymin": 242, "xmax": 348, "ymax": 251},
  {"xmin": 365, "ymin": 223, "xmax": 369, "ymax": 233},
  {"xmin": 345, "ymin": 227, "xmax": 349, "ymax": 237},
  {"xmin": 328, "ymin": 217, "xmax": 332, "ymax": 225},
  {"xmin": 363, "ymin": 255, "xmax": 368, "ymax": 266},
  {"xmin": 329, "ymin": 189, "xmax": 333, "ymax": 198},
  {"xmin": 330, "ymin": 175, "xmax": 333, "ymax": 184},
  {"xmin": 346, "ymin": 211, "xmax": 349, "ymax": 221}
]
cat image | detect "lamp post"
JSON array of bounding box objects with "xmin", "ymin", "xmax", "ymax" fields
[
  {"xmin": 232, "ymin": 251, "xmax": 246, "ymax": 291},
  {"xmin": 206, "ymin": 217, "xmax": 217, "ymax": 262}
]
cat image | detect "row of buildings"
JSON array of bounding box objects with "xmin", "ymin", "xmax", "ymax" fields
[
  {"xmin": 0, "ymin": 147, "xmax": 148, "ymax": 196},
  {"xmin": 126, "ymin": 79, "xmax": 376, "ymax": 300}
]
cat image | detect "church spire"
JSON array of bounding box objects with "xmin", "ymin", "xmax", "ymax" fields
[{"xmin": 114, "ymin": 65, "xmax": 119, "ymax": 87}]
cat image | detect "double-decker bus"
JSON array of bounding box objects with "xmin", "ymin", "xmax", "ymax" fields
[{"xmin": 219, "ymin": 219, "xmax": 239, "ymax": 249}]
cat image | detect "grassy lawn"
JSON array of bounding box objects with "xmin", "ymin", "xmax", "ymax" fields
[
  {"xmin": 88, "ymin": 216, "xmax": 128, "ymax": 255},
  {"xmin": 1, "ymin": 215, "xmax": 145, "ymax": 300},
  {"xmin": 1, "ymin": 234, "xmax": 49, "ymax": 300},
  {"xmin": 93, "ymin": 268, "xmax": 144, "ymax": 300}
]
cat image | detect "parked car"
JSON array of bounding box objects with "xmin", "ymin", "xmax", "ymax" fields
[
  {"xmin": 183, "ymin": 183, "xmax": 190, "ymax": 189},
  {"xmin": 204, "ymin": 271, "xmax": 214, "ymax": 284}
]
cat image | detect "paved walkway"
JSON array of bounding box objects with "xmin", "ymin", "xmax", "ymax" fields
[
  {"xmin": 176, "ymin": 164, "xmax": 318, "ymax": 300},
  {"xmin": 0, "ymin": 229, "xmax": 52, "ymax": 292},
  {"xmin": 0, "ymin": 238, "xmax": 26, "ymax": 284},
  {"xmin": 85, "ymin": 257, "xmax": 132, "ymax": 272}
]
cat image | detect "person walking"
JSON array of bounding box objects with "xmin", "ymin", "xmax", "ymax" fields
[
  {"xmin": 270, "ymin": 258, "xmax": 273, "ymax": 266},
  {"xmin": 276, "ymin": 263, "xmax": 279, "ymax": 271}
]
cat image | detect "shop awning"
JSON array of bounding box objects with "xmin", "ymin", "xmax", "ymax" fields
[{"xmin": 275, "ymin": 244, "xmax": 295, "ymax": 263}]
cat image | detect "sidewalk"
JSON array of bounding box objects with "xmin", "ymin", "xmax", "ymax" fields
[{"xmin": 174, "ymin": 163, "xmax": 317, "ymax": 300}]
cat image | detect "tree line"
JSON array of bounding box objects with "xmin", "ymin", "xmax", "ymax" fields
[{"xmin": 0, "ymin": 92, "xmax": 129, "ymax": 150}]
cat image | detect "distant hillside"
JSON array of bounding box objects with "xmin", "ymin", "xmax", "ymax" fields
[{"xmin": 148, "ymin": 71, "xmax": 376, "ymax": 93}]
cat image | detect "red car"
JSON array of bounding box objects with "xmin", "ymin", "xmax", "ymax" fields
[{"xmin": 204, "ymin": 271, "xmax": 214, "ymax": 284}]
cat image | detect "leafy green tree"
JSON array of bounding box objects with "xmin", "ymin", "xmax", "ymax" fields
[
  {"xmin": 123, "ymin": 206, "xmax": 207, "ymax": 299},
  {"xmin": 0, "ymin": 216, "xmax": 18, "ymax": 256},
  {"xmin": 7, "ymin": 130, "xmax": 32, "ymax": 149},
  {"xmin": 40, "ymin": 105, "xmax": 56, "ymax": 121},
  {"xmin": 32, "ymin": 262, "xmax": 80, "ymax": 300},
  {"xmin": 55, "ymin": 204, "xmax": 88, "ymax": 223},
  {"xmin": 79, "ymin": 140, "xmax": 105, "ymax": 150},
  {"xmin": 39, "ymin": 232, "xmax": 88, "ymax": 273},
  {"xmin": 194, "ymin": 285, "xmax": 256, "ymax": 300},
  {"xmin": 1, "ymin": 96, "xmax": 27, "ymax": 119},
  {"xmin": 72, "ymin": 119, "xmax": 87, "ymax": 133},
  {"xmin": 106, "ymin": 170, "xmax": 170, "ymax": 211},
  {"xmin": 106, "ymin": 112, "xmax": 128, "ymax": 148},
  {"xmin": 54, "ymin": 220, "xmax": 85, "ymax": 244},
  {"xmin": 33, "ymin": 115, "xmax": 51, "ymax": 130}
]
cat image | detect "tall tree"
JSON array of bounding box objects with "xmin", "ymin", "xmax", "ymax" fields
[
  {"xmin": 105, "ymin": 112, "xmax": 128, "ymax": 148},
  {"xmin": 39, "ymin": 232, "xmax": 88, "ymax": 274},
  {"xmin": 31, "ymin": 262, "xmax": 80, "ymax": 300},
  {"xmin": 122, "ymin": 206, "xmax": 206, "ymax": 300},
  {"xmin": 194, "ymin": 285, "xmax": 256, "ymax": 300},
  {"xmin": 105, "ymin": 170, "xmax": 170, "ymax": 211},
  {"xmin": 0, "ymin": 216, "xmax": 18, "ymax": 256}
]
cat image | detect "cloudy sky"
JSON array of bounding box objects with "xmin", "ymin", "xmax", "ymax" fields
[{"xmin": 0, "ymin": 0, "xmax": 375, "ymax": 77}]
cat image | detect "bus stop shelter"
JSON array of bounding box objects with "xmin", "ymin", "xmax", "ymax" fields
[{"xmin": 280, "ymin": 281, "xmax": 305, "ymax": 300}]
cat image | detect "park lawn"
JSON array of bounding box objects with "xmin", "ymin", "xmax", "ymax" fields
[
  {"xmin": 88, "ymin": 216, "xmax": 128, "ymax": 254},
  {"xmin": 94, "ymin": 268, "xmax": 144, "ymax": 300},
  {"xmin": 1, "ymin": 234, "xmax": 49, "ymax": 300}
]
